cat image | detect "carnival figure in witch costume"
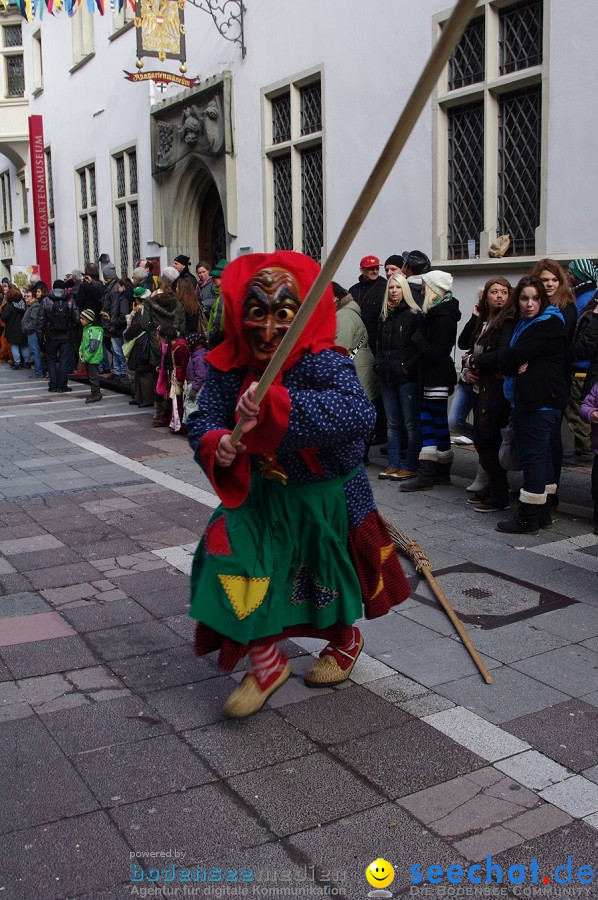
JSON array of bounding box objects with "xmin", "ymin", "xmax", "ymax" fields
[{"xmin": 187, "ymin": 251, "xmax": 410, "ymax": 718}]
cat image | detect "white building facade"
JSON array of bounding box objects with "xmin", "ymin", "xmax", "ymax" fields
[{"xmin": 1, "ymin": 0, "xmax": 597, "ymax": 314}]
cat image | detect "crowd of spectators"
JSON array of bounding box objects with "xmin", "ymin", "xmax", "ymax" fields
[{"xmin": 1, "ymin": 249, "xmax": 597, "ymax": 535}]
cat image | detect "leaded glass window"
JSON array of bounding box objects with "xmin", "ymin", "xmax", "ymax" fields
[
  {"xmin": 77, "ymin": 163, "xmax": 97, "ymax": 268},
  {"xmin": 130, "ymin": 202, "xmax": 140, "ymax": 265},
  {"xmin": 112, "ymin": 147, "xmax": 139, "ymax": 277},
  {"xmin": 79, "ymin": 171, "xmax": 88, "ymax": 210},
  {"xmin": 300, "ymin": 82, "xmax": 322, "ymax": 136},
  {"xmin": 273, "ymin": 155, "xmax": 292, "ymax": 250},
  {"xmin": 4, "ymin": 24, "xmax": 22, "ymax": 47},
  {"xmin": 497, "ymin": 87, "xmax": 541, "ymax": 256},
  {"xmin": 447, "ymin": 103, "xmax": 484, "ymax": 260},
  {"xmin": 272, "ymin": 94, "xmax": 291, "ymax": 144},
  {"xmin": 7, "ymin": 55, "xmax": 24, "ymax": 97},
  {"xmin": 45, "ymin": 150, "xmax": 54, "ymax": 220},
  {"xmin": 448, "ymin": 17, "xmax": 485, "ymax": 90},
  {"xmin": 116, "ymin": 156, "xmax": 126, "ymax": 198},
  {"xmin": 499, "ymin": 0, "xmax": 543, "ymax": 75},
  {"xmin": 265, "ymin": 73, "xmax": 324, "ymax": 260},
  {"xmin": 118, "ymin": 206, "xmax": 128, "ymax": 274},
  {"xmin": 301, "ymin": 148, "xmax": 323, "ymax": 260},
  {"xmin": 128, "ymin": 152, "xmax": 137, "ymax": 195}
]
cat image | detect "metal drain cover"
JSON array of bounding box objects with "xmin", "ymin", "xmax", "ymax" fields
[{"xmin": 411, "ymin": 563, "xmax": 575, "ymax": 629}]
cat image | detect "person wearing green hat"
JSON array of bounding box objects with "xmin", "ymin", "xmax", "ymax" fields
[{"xmin": 207, "ymin": 259, "xmax": 229, "ymax": 348}]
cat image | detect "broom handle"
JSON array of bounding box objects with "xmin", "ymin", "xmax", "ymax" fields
[
  {"xmin": 421, "ymin": 565, "xmax": 494, "ymax": 684},
  {"xmin": 229, "ymin": 0, "xmax": 479, "ymax": 447}
]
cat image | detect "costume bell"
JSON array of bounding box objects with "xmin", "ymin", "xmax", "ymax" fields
[{"xmin": 187, "ymin": 251, "xmax": 410, "ymax": 717}]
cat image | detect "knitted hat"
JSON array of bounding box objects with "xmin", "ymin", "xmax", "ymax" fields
[
  {"xmin": 384, "ymin": 254, "xmax": 404, "ymax": 269},
  {"xmin": 52, "ymin": 279, "xmax": 66, "ymax": 290},
  {"xmin": 422, "ymin": 270, "xmax": 453, "ymax": 296},
  {"xmin": 404, "ymin": 250, "xmax": 431, "ymax": 275},
  {"xmin": 210, "ymin": 258, "xmax": 228, "ymax": 277},
  {"xmin": 80, "ymin": 309, "xmax": 96, "ymax": 325},
  {"xmin": 174, "ymin": 254, "xmax": 191, "ymax": 266},
  {"xmin": 568, "ymin": 258, "xmax": 598, "ymax": 284},
  {"xmin": 102, "ymin": 262, "xmax": 117, "ymax": 280}
]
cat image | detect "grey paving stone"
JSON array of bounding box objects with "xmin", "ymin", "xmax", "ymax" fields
[
  {"xmin": 84, "ymin": 620, "xmax": 186, "ymax": 661},
  {"xmin": 75, "ymin": 537, "xmax": 147, "ymax": 560},
  {"xmin": 396, "ymin": 600, "xmax": 460, "ymax": 636},
  {"xmin": 495, "ymin": 750, "xmax": 573, "ymax": 791},
  {"xmin": 511, "ymin": 645, "xmax": 598, "ymax": 697},
  {"xmin": 0, "ymin": 590, "xmax": 50, "ymax": 618},
  {"xmin": 0, "ymin": 635, "xmax": 99, "ymax": 678},
  {"xmin": 73, "ymin": 733, "xmax": 215, "ymax": 806},
  {"xmin": 111, "ymin": 782, "xmax": 272, "ymax": 854},
  {"xmin": 227, "ymin": 751, "xmax": 383, "ymax": 837},
  {"xmin": 184, "ymin": 709, "xmax": 319, "ymax": 777},
  {"xmin": 507, "ymin": 803, "xmax": 573, "ymax": 840},
  {"xmin": 0, "ymin": 810, "xmax": 132, "ymax": 900},
  {"xmin": 279, "ymin": 683, "xmax": 411, "ymax": 745},
  {"xmin": 105, "ymin": 568, "xmax": 191, "ymax": 617},
  {"xmin": 457, "ymin": 621, "xmax": 570, "ymax": 664},
  {"xmin": 60, "ymin": 597, "xmax": 153, "ymax": 633},
  {"xmin": 0, "ymin": 716, "xmax": 98, "ymax": 834},
  {"xmin": 374, "ymin": 635, "xmax": 501, "ymax": 687},
  {"xmin": 0, "ymin": 572, "xmax": 33, "ymax": 594},
  {"xmin": 359, "ymin": 611, "xmax": 445, "ymax": 654},
  {"xmin": 147, "ymin": 676, "xmax": 237, "ymax": 730},
  {"xmin": 331, "ymin": 719, "xmax": 484, "ymax": 799},
  {"xmin": 40, "ymin": 695, "xmax": 171, "ymax": 756},
  {"xmin": 7, "ymin": 545, "xmax": 82, "ymax": 572},
  {"xmin": 503, "ymin": 699, "xmax": 598, "ymax": 772},
  {"xmin": 435, "ymin": 666, "xmax": 570, "ymax": 725},
  {"xmin": 453, "ymin": 823, "xmax": 526, "ymax": 861},
  {"xmin": 540, "ymin": 775, "xmax": 598, "ymax": 818},
  {"xmin": 532, "ymin": 602, "xmax": 598, "ymax": 642},
  {"xmin": 26, "ymin": 561, "xmax": 103, "ymax": 590},
  {"xmin": 423, "ymin": 707, "xmax": 530, "ymax": 761},
  {"xmin": 286, "ymin": 802, "xmax": 462, "ymax": 894},
  {"xmin": 491, "ymin": 819, "xmax": 598, "ymax": 881},
  {"xmin": 163, "ymin": 613, "xmax": 199, "ymax": 641},
  {"xmin": 109, "ymin": 644, "xmax": 220, "ymax": 693}
]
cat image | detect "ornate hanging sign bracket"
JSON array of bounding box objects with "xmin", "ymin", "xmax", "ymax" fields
[{"xmin": 185, "ymin": 0, "xmax": 246, "ymax": 57}]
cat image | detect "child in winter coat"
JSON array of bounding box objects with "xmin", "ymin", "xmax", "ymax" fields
[
  {"xmin": 79, "ymin": 309, "xmax": 105, "ymax": 404},
  {"xmin": 185, "ymin": 333, "xmax": 209, "ymax": 399},
  {"xmin": 580, "ymin": 380, "xmax": 598, "ymax": 534},
  {"xmin": 154, "ymin": 324, "xmax": 190, "ymax": 433}
]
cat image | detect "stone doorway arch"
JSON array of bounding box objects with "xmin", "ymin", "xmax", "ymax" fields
[{"xmin": 198, "ymin": 180, "xmax": 226, "ymax": 269}]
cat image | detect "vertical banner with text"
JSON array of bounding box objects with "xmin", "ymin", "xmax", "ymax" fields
[{"xmin": 27, "ymin": 115, "xmax": 51, "ymax": 288}]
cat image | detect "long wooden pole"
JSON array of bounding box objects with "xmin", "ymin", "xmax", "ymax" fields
[{"xmin": 230, "ymin": 0, "xmax": 479, "ymax": 446}]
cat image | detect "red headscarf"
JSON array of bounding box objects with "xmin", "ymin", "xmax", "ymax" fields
[{"xmin": 207, "ymin": 251, "xmax": 336, "ymax": 373}]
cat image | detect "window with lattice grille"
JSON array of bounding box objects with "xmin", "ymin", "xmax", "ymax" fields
[
  {"xmin": 76, "ymin": 163, "xmax": 97, "ymax": 267},
  {"xmin": 1, "ymin": 21, "xmax": 24, "ymax": 98},
  {"xmin": 112, "ymin": 147, "xmax": 139, "ymax": 277},
  {"xmin": 264, "ymin": 73, "xmax": 324, "ymax": 261},
  {"xmin": 0, "ymin": 170, "xmax": 12, "ymax": 234},
  {"xmin": 448, "ymin": 104, "xmax": 484, "ymax": 260},
  {"xmin": 440, "ymin": 0, "xmax": 544, "ymax": 259},
  {"xmin": 45, "ymin": 150, "xmax": 56, "ymax": 266}
]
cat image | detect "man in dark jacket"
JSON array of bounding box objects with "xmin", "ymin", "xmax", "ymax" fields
[
  {"xmin": 172, "ymin": 255, "xmax": 197, "ymax": 292},
  {"xmin": 349, "ymin": 255, "xmax": 387, "ymax": 354},
  {"xmin": 42, "ymin": 280, "xmax": 79, "ymax": 392},
  {"xmin": 565, "ymin": 258, "xmax": 598, "ymax": 462}
]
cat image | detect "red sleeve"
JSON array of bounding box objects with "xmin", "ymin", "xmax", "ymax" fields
[
  {"xmin": 198, "ymin": 430, "xmax": 252, "ymax": 508},
  {"xmin": 240, "ymin": 383, "xmax": 291, "ymax": 455}
]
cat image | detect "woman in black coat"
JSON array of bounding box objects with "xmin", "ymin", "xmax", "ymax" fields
[
  {"xmin": 400, "ymin": 270, "xmax": 461, "ymax": 492},
  {"xmin": 462, "ymin": 278, "xmax": 515, "ymax": 512},
  {"xmin": 0, "ymin": 288, "xmax": 32, "ymax": 369},
  {"xmin": 475, "ymin": 276, "xmax": 568, "ymax": 534}
]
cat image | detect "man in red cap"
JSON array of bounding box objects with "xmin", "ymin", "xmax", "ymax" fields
[
  {"xmin": 349, "ymin": 255, "xmax": 387, "ymax": 355},
  {"xmin": 186, "ymin": 251, "xmax": 410, "ymax": 718}
]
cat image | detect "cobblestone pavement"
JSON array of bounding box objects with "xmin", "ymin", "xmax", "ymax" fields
[{"xmin": 1, "ymin": 366, "xmax": 597, "ymax": 899}]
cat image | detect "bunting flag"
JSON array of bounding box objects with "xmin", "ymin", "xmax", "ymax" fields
[{"xmin": 12, "ymin": 0, "xmax": 150, "ymax": 21}]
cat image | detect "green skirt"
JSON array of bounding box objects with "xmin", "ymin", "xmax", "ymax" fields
[{"xmin": 189, "ymin": 470, "xmax": 363, "ymax": 647}]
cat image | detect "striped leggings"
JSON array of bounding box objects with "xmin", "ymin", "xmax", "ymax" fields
[{"xmin": 420, "ymin": 388, "xmax": 451, "ymax": 455}]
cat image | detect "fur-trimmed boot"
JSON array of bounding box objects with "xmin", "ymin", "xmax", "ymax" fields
[
  {"xmin": 399, "ymin": 457, "xmax": 436, "ymax": 492},
  {"xmin": 467, "ymin": 462, "xmax": 490, "ymax": 493},
  {"xmin": 539, "ymin": 483, "xmax": 558, "ymax": 528},
  {"xmin": 496, "ymin": 490, "xmax": 545, "ymax": 535},
  {"xmin": 433, "ymin": 449, "xmax": 454, "ymax": 484}
]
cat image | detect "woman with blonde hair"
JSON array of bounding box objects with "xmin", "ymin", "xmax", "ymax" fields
[
  {"xmin": 401, "ymin": 271, "xmax": 461, "ymax": 492},
  {"xmin": 373, "ymin": 273, "xmax": 423, "ymax": 479}
]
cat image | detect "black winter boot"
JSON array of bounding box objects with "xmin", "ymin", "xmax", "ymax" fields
[
  {"xmin": 496, "ymin": 494, "xmax": 543, "ymax": 535},
  {"xmin": 85, "ymin": 391, "xmax": 102, "ymax": 405},
  {"xmin": 538, "ymin": 501, "xmax": 553, "ymax": 528},
  {"xmin": 399, "ymin": 459, "xmax": 435, "ymax": 492},
  {"xmin": 432, "ymin": 450, "xmax": 454, "ymax": 484}
]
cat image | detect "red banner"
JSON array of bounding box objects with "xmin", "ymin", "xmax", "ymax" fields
[{"xmin": 28, "ymin": 116, "xmax": 51, "ymax": 289}]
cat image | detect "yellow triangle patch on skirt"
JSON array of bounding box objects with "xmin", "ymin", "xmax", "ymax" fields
[{"xmin": 218, "ymin": 574, "xmax": 271, "ymax": 620}]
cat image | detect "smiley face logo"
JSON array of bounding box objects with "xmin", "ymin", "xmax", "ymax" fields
[{"xmin": 365, "ymin": 858, "xmax": 395, "ymax": 889}]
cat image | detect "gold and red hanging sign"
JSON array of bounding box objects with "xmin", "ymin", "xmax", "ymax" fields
[
  {"xmin": 124, "ymin": 70, "xmax": 199, "ymax": 88},
  {"xmin": 134, "ymin": 0, "xmax": 186, "ymax": 65}
]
